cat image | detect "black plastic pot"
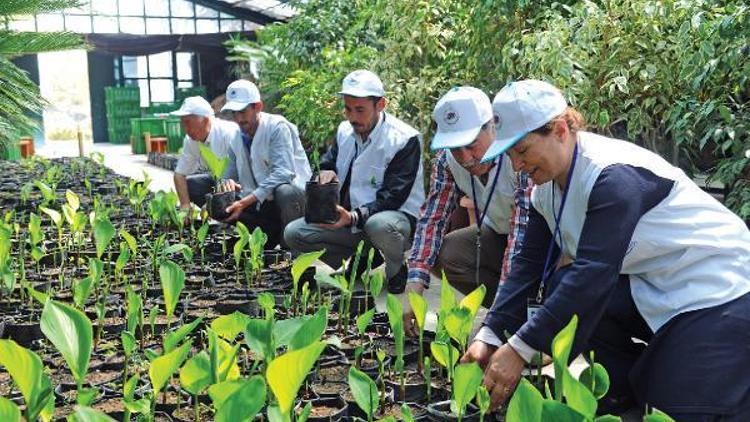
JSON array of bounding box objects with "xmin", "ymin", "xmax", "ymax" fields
[
  {"xmin": 385, "ymin": 371, "xmax": 429, "ymax": 403},
  {"xmin": 205, "ymin": 191, "xmax": 238, "ymax": 221},
  {"xmin": 303, "ymin": 396, "xmax": 348, "ymax": 422},
  {"xmin": 426, "ymin": 400, "xmax": 481, "ymax": 422},
  {"xmin": 304, "ymin": 181, "xmax": 340, "ymax": 224}
]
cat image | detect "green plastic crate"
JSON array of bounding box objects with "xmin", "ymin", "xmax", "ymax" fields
[
  {"xmin": 175, "ymin": 86, "xmax": 207, "ymax": 103},
  {"xmin": 145, "ymin": 102, "xmax": 178, "ymax": 115},
  {"xmin": 105, "ymin": 86, "xmax": 140, "ymax": 103},
  {"xmin": 130, "ymin": 118, "xmax": 146, "ymax": 154},
  {"xmin": 166, "ymin": 118, "xmax": 185, "ymax": 153},
  {"xmin": 108, "ymin": 128, "xmax": 129, "ymax": 144},
  {"xmin": 0, "ymin": 141, "xmax": 21, "ymax": 160}
]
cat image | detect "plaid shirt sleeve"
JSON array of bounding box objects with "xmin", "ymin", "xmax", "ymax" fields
[
  {"xmin": 498, "ymin": 171, "xmax": 533, "ymax": 284},
  {"xmin": 407, "ymin": 150, "xmax": 460, "ymax": 288}
]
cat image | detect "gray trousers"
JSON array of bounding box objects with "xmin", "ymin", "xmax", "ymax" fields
[
  {"xmin": 284, "ymin": 210, "xmax": 412, "ymax": 279},
  {"xmin": 434, "ymin": 225, "xmax": 507, "ymax": 308}
]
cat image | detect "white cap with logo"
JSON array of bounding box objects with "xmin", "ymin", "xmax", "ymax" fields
[
  {"xmin": 221, "ymin": 80, "xmax": 261, "ymax": 112},
  {"xmin": 431, "ymin": 86, "xmax": 493, "ymax": 151},
  {"xmin": 339, "ymin": 70, "xmax": 385, "ymax": 98},
  {"xmin": 481, "ymin": 79, "xmax": 567, "ymax": 162},
  {"xmin": 170, "ymin": 96, "xmax": 214, "ymax": 117}
]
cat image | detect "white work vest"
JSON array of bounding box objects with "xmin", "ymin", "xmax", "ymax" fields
[
  {"xmin": 445, "ymin": 153, "xmax": 517, "ymax": 234},
  {"xmin": 229, "ymin": 112, "xmax": 312, "ymax": 199},
  {"xmin": 532, "ymin": 131, "xmax": 750, "ymax": 332},
  {"xmin": 334, "ymin": 112, "xmax": 425, "ymax": 218}
]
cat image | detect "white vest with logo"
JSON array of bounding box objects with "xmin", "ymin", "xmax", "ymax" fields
[
  {"xmin": 532, "ymin": 131, "xmax": 750, "ymax": 332},
  {"xmin": 445, "ymin": 153, "xmax": 517, "ymax": 234},
  {"xmin": 334, "ymin": 112, "xmax": 425, "ymax": 218},
  {"xmin": 230, "ymin": 112, "xmax": 312, "ymax": 199}
]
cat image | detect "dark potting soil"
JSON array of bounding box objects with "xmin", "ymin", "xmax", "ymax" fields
[
  {"xmin": 318, "ymin": 364, "xmax": 350, "ymax": 383},
  {"xmin": 312, "ymin": 382, "xmax": 349, "ymax": 396},
  {"xmin": 92, "ymin": 397, "xmax": 125, "ymax": 415},
  {"xmin": 172, "ymin": 404, "xmax": 213, "ymax": 422},
  {"xmin": 378, "ymin": 402, "xmax": 427, "ymax": 419},
  {"xmin": 309, "ymin": 404, "xmax": 343, "ymax": 418}
]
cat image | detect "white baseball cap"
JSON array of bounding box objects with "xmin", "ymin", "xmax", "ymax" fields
[
  {"xmin": 431, "ymin": 86, "xmax": 493, "ymax": 151},
  {"xmin": 339, "ymin": 70, "xmax": 385, "ymax": 98},
  {"xmin": 170, "ymin": 96, "xmax": 214, "ymax": 117},
  {"xmin": 221, "ymin": 80, "xmax": 261, "ymax": 112},
  {"xmin": 481, "ymin": 80, "xmax": 567, "ymax": 162}
]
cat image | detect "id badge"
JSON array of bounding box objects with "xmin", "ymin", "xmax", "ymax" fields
[{"xmin": 527, "ymin": 299, "xmax": 542, "ymax": 321}]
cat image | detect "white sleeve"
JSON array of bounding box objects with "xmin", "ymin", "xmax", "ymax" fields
[{"xmin": 174, "ymin": 137, "xmax": 198, "ymax": 175}]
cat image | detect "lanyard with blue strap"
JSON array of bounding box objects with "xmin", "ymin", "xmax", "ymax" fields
[
  {"xmin": 470, "ymin": 156, "xmax": 502, "ymax": 286},
  {"xmin": 534, "ymin": 143, "xmax": 579, "ymax": 305}
]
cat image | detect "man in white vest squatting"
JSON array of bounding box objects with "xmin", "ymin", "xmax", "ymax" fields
[
  {"xmin": 219, "ymin": 79, "xmax": 312, "ymax": 248},
  {"xmin": 284, "ymin": 70, "xmax": 425, "ymax": 294},
  {"xmin": 403, "ymin": 87, "xmax": 533, "ymax": 337},
  {"xmin": 172, "ymin": 96, "xmax": 236, "ymax": 211}
]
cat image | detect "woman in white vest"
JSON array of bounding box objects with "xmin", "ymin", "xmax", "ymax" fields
[
  {"xmin": 220, "ymin": 80, "xmax": 312, "ymax": 248},
  {"xmin": 462, "ymin": 80, "xmax": 750, "ymax": 420},
  {"xmin": 284, "ymin": 70, "xmax": 425, "ymax": 294},
  {"xmin": 403, "ymin": 87, "xmax": 533, "ymax": 337}
]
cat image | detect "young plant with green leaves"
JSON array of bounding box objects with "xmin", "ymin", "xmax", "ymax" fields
[
  {"xmin": 386, "ymin": 293, "xmax": 406, "ymax": 401},
  {"xmin": 408, "ymin": 290, "xmax": 428, "ymax": 372},
  {"xmin": 247, "ymin": 226, "xmax": 267, "ymax": 286},
  {"xmin": 40, "ymin": 299, "xmax": 96, "ymax": 406},
  {"xmin": 199, "ymin": 144, "xmax": 230, "ymax": 188},
  {"xmin": 0, "ymin": 340, "xmax": 55, "ymax": 422},
  {"xmin": 27, "ymin": 212, "xmax": 44, "ymax": 274},
  {"xmin": 39, "ymin": 205, "xmax": 64, "ymax": 268},
  {"xmin": 266, "ymin": 340, "xmax": 327, "ymax": 422},
  {"xmin": 196, "ymin": 221, "xmax": 210, "ymax": 264},
  {"xmin": 290, "ymin": 248, "xmax": 325, "ymax": 314},
  {"xmin": 451, "ymin": 363, "xmax": 484, "ymax": 421},
  {"xmin": 349, "ymin": 366, "xmax": 380, "ymax": 422},
  {"xmin": 159, "ymin": 260, "xmax": 185, "ymax": 330},
  {"xmin": 0, "ymin": 223, "xmax": 16, "ymax": 297}
]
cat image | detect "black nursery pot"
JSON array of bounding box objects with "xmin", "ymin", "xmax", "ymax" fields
[
  {"xmin": 304, "ymin": 181, "xmax": 340, "ymax": 224},
  {"xmin": 426, "ymin": 400, "xmax": 481, "ymax": 422},
  {"xmin": 205, "ymin": 191, "xmax": 238, "ymax": 220}
]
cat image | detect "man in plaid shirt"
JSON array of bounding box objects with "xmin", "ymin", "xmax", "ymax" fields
[{"xmin": 403, "ymin": 87, "xmax": 532, "ymax": 336}]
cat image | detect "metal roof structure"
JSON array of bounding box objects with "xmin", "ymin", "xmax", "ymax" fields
[{"xmin": 204, "ymin": 0, "xmax": 296, "ymax": 23}]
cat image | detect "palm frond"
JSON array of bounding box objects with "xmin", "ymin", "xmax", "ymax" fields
[
  {"xmin": 0, "ymin": 55, "xmax": 45, "ymax": 147},
  {"xmin": 0, "ymin": 0, "xmax": 81, "ymax": 18},
  {"xmin": 0, "ymin": 31, "xmax": 85, "ymax": 56}
]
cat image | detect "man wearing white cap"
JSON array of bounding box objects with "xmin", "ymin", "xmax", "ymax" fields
[
  {"xmin": 172, "ymin": 96, "xmax": 239, "ymax": 210},
  {"xmin": 460, "ymin": 80, "xmax": 750, "ymax": 419},
  {"xmin": 219, "ymin": 79, "xmax": 311, "ymax": 247},
  {"xmin": 284, "ymin": 69, "xmax": 424, "ymax": 293},
  {"xmin": 402, "ymin": 86, "xmax": 533, "ymax": 336}
]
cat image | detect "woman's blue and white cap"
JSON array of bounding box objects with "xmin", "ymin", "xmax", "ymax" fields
[
  {"xmin": 339, "ymin": 70, "xmax": 385, "ymax": 98},
  {"xmin": 430, "ymin": 86, "xmax": 493, "ymax": 151},
  {"xmin": 481, "ymin": 80, "xmax": 567, "ymax": 162}
]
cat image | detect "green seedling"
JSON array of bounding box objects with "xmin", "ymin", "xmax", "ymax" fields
[
  {"xmin": 198, "ymin": 143, "xmax": 230, "ymax": 185},
  {"xmin": 476, "ymin": 386, "xmax": 490, "ymax": 422},
  {"xmin": 150, "ymin": 341, "xmax": 192, "ymax": 411},
  {"xmin": 452, "ymin": 363, "xmax": 483, "ymax": 421},
  {"xmin": 233, "ymin": 222, "xmax": 249, "ymax": 285},
  {"xmin": 0, "ymin": 224, "xmax": 16, "ymax": 296},
  {"xmin": 408, "ymin": 291, "xmax": 428, "ymax": 372},
  {"xmin": 0, "ymin": 340, "xmax": 55, "ymax": 422},
  {"xmin": 28, "ymin": 213, "xmax": 44, "ymax": 273},
  {"xmin": 291, "ymin": 249, "xmax": 325, "ymax": 314},
  {"xmin": 196, "ymin": 222, "xmax": 210, "ymax": 264},
  {"xmin": 39, "ymin": 206, "xmax": 64, "ymax": 268},
  {"xmin": 266, "ymin": 340, "xmax": 326, "ymax": 422},
  {"xmin": 431, "ymin": 339, "xmax": 459, "ymax": 382},
  {"xmin": 208, "ymin": 376, "xmax": 267, "ymax": 422},
  {"xmin": 40, "ymin": 299, "xmax": 95, "ymax": 404},
  {"xmin": 248, "ymin": 226, "xmax": 267, "ymax": 286},
  {"xmin": 349, "ymin": 366, "xmax": 380, "ymax": 422},
  {"xmin": 159, "ymin": 260, "xmax": 185, "ymax": 329},
  {"xmin": 386, "ymin": 294, "xmax": 405, "ymax": 401}
]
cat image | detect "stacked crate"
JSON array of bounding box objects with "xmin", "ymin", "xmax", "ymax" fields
[
  {"xmin": 105, "ymin": 86, "xmax": 141, "ymax": 144},
  {"xmin": 175, "ymin": 86, "xmax": 207, "ymax": 104}
]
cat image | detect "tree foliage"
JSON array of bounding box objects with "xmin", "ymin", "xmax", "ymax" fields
[{"xmin": 228, "ymin": 0, "xmax": 750, "ymax": 218}]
